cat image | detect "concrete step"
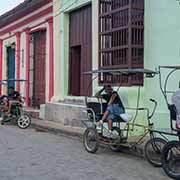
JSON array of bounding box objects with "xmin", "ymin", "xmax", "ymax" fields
[
  {"xmin": 45, "ymin": 102, "xmax": 87, "ymax": 127},
  {"xmin": 24, "ymin": 108, "xmax": 40, "ymax": 119}
]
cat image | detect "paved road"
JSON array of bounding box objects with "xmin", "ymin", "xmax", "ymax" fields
[{"xmin": 0, "ymin": 125, "xmax": 170, "ymax": 180}]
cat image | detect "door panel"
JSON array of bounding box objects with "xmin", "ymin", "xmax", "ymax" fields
[
  {"xmin": 7, "ymin": 47, "xmax": 15, "ymax": 88},
  {"xmin": 32, "ymin": 30, "xmax": 46, "ymax": 108}
]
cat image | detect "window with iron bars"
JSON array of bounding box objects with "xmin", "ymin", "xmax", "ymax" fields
[{"xmin": 99, "ymin": 0, "xmax": 144, "ymax": 86}]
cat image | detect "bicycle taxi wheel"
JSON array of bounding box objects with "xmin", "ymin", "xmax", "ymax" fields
[
  {"xmin": 10, "ymin": 104, "xmax": 31, "ymax": 129},
  {"xmin": 17, "ymin": 106, "xmax": 31, "ymax": 129},
  {"xmin": 144, "ymin": 137, "xmax": 167, "ymax": 167},
  {"xmin": 83, "ymin": 127, "xmax": 99, "ymax": 153},
  {"xmin": 161, "ymin": 141, "xmax": 180, "ymax": 179},
  {"xmin": 17, "ymin": 111, "xmax": 31, "ymax": 129}
]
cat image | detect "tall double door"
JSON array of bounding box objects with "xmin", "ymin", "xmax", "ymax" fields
[
  {"xmin": 69, "ymin": 5, "xmax": 92, "ymax": 96},
  {"xmin": 30, "ymin": 30, "xmax": 46, "ymax": 108}
]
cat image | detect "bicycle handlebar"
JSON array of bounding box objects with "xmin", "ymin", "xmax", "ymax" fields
[
  {"xmin": 150, "ymin": 98, "xmax": 156, "ymax": 103},
  {"xmin": 148, "ymin": 98, "xmax": 157, "ymax": 119}
]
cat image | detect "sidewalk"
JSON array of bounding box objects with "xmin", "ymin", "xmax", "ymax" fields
[
  {"xmin": 31, "ymin": 118, "xmax": 145, "ymax": 156},
  {"xmin": 31, "ymin": 118, "xmax": 85, "ymax": 138}
]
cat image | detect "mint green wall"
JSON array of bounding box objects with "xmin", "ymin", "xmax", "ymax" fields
[{"xmin": 144, "ymin": 0, "xmax": 180, "ymax": 133}]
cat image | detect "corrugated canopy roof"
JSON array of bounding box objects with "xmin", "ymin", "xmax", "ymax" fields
[
  {"xmin": 159, "ymin": 65, "xmax": 180, "ymax": 69},
  {"xmin": 0, "ymin": 79, "xmax": 26, "ymax": 85},
  {"xmin": 83, "ymin": 68, "xmax": 158, "ymax": 76}
]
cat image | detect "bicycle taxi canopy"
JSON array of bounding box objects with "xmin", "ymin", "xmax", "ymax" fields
[
  {"xmin": 0, "ymin": 78, "xmax": 26, "ymax": 84},
  {"xmin": 0, "ymin": 78, "xmax": 27, "ymax": 83},
  {"xmin": 0, "ymin": 79, "xmax": 27, "ymax": 99},
  {"xmin": 83, "ymin": 68, "xmax": 158, "ymax": 77}
]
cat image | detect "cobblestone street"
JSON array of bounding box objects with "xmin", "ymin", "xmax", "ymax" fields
[{"xmin": 0, "ymin": 125, "xmax": 170, "ymax": 180}]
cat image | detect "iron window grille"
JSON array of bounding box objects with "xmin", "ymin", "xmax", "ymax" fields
[{"xmin": 99, "ymin": 0, "xmax": 144, "ymax": 86}]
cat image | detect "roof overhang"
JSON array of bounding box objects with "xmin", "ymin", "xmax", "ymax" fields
[{"xmin": 0, "ymin": 0, "xmax": 51, "ymax": 28}]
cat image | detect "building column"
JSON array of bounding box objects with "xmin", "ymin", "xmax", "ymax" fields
[
  {"xmin": 47, "ymin": 17, "xmax": 54, "ymax": 101},
  {"xmin": 25, "ymin": 28, "xmax": 30, "ymax": 106},
  {"xmin": 0, "ymin": 40, "xmax": 2, "ymax": 95},
  {"xmin": 16, "ymin": 32, "xmax": 21, "ymax": 91}
]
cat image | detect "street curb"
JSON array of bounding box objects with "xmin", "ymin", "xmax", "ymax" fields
[{"xmin": 31, "ymin": 119, "xmax": 85, "ymax": 139}]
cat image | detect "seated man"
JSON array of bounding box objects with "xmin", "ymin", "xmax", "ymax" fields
[
  {"xmin": 95, "ymin": 85, "xmax": 125, "ymax": 132},
  {"xmin": 0, "ymin": 95, "xmax": 9, "ymax": 111},
  {"xmin": 6, "ymin": 86, "xmax": 21, "ymax": 115},
  {"xmin": 172, "ymin": 87, "xmax": 180, "ymax": 129}
]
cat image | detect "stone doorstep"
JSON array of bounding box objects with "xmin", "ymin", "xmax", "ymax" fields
[
  {"xmin": 44, "ymin": 102, "xmax": 87, "ymax": 127},
  {"xmin": 24, "ymin": 108, "xmax": 40, "ymax": 119},
  {"xmin": 31, "ymin": 118, "xmax": 146, "ymax": 157}
]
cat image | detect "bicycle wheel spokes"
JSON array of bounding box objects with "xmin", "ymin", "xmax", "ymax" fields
[
  {"xmin": 144, "ymin": 137, "xmax": 167, "ymax": 167},
  {"xmin": 83, "ymin": 128, "xmax": 99, "ymax": 153},
  {"xmin": 165, "ymin": 146, "xmax": 180, "ymax": 174},
  {"xmin": 162, "ymin": 141, "xmax": 180, "ymax": 179},
  {"xmin": 17, "ymin": 115, "xmax": 31, "ymax": 129}
]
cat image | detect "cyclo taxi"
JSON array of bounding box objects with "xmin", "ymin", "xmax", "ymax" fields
[
  {"xmin": 157, "ymin": 66, "xmax": 180, "ymax": 180},
  {"xmin": 81, "ymin": 67, "xmax": 180, "ymax": 170},
  {"xmin": 0, "ymin": 79, "xmax": 31, "ymax": 129}
]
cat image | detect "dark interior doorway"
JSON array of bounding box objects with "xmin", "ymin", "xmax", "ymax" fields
[{"xmin": 69, "ymin": 46, "xmax": 81, "ymax": 96}]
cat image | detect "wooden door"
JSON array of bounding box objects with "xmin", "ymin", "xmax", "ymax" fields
[
  {"xmin": 69, "ymin": 5, "xmax": 92, "ymax": 96},
  {"xmin": 32, "ymin": 30, "xmax": 46, "ymax": 108}
]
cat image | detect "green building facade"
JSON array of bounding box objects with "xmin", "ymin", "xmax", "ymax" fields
[{"xmin": 51, "ymin": 0, "xmax": 180, "ymax": 136}]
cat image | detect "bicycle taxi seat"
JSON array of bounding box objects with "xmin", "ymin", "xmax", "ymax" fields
[
  {"xmin": 86, "ymin": 102, "xmax": 107, "ymax": 121},
  {"xmin": 168, "ymin": 104, "xmax": 180, "ymax": 130},
  {"xmin": 113, "ymin": 115, "xmax": 126, "ymax": 122},
  {"xmin": 86, "ymin": 101, "xmax": 128, "ymax": 123},
  {"xmin": 11, "ymin": 102, "xmax": 21, "ymax": 106},
  {"xmin": 168, "ymin": 104, "xmax": 177, "ymax": 121}
]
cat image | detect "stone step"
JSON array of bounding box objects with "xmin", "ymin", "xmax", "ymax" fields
[
  {"xmin": 45, "ymin": 102, "xmax": 87, "ymax": 128},
  {"xmin": 24, "ymin": 108, "xmax": 40, "ymax": 119}
]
